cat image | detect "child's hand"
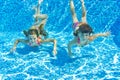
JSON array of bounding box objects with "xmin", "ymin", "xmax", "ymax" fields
[
  {"xmin": 10, "ymin": 47, "xmax": 16, "ymax": 53},
  {"xmin": 53, "ymin": 49, "xmax": 57, "ymax": 56},
  {"xmin": 68, "ymin": 52, "xmax": 73, "ymax": 57},
  {"xmin": 104, "ymin": 31, "xmax": 111, "ymax": 37}
]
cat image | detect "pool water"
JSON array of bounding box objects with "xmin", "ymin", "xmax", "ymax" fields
[{"xmin": 0, "ymin": 0, "xmax": 120, "ymax": 80}]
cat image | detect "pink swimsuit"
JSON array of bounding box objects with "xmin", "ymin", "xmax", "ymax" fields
[
  {"xmin": 28, "ymin": 37, "xmax": 41, "ymax": 46},
  {"xmin": 73, "ymin": 22, "xmax": 79, "ymax": 30},
  {"xmin": 73, "ymin": 22, "xmax": 81, "ymax": 44}
]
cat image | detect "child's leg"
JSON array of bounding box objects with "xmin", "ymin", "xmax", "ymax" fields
[
  {"xmin": 33, "ymin": 0, "xmax": 43, "ymax": 22},
  {"xmin": 34, "ymin": 0, "xmax": 48, "ymax": 25},
  {"xmin": 37, "ymin": 0, "xmax": 43, "ymax": 15},
  {"xmin": 80, "ymin": 0, "xmax": 87, "ymax": 23},
  {"xmin": 36, "ymin": 14, "xmax": 48, "ymax": 20},
  {"xmin": 70, "ymin": 0, "xmax": 79, "ymax": 23},
  {"xmin": 36, "ymin": 14, "xmax": 48, "ymax": 30}
]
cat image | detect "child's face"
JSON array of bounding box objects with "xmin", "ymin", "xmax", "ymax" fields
[
  {"xmin": 28, "ymin": 33, "xmax": 38, "ymax": 41},
  {"xmin": 83, "ymin": 33, "xmax": 90, "ymax": 39},
  {"xmin": 28, "ymin": 29, "xmax": 38, "ymax": 39},
  {"xmin": 78, "ymin": 32, "xmax": 90, "ymax": 39}
]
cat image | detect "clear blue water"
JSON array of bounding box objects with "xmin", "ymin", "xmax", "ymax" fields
[{"xmin": 0, "ymin": 0, "xmax": 120, "ymax": 79}]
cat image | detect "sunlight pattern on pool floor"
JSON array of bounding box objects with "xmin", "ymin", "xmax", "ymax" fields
[{"xmin": 0, "ymin": 0, "xmax": 120, "ymax": 79}]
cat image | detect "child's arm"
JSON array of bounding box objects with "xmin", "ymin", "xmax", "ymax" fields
[
  {"xmin": 41, "ymin": 39, "xmax": 57, "ymax": 56},
  {"xmin": 10, "ymin": 39, "xmax": 28, "ymax": 52},
  {"xmin": 88, "ymin": 32, "xmax": 110, "ymax": 41},
  {"xmin": 67, "ymin": 39, "xmax": 76, "ymax": 57}
]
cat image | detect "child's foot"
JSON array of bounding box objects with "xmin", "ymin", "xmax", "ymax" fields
[
  {"xmin": 38, "ymin": 0, "xmax": 43, "ymax": 4},
  {"xmin": 80, "ymin": 0, "xmax": 84, "ymax": 3}
]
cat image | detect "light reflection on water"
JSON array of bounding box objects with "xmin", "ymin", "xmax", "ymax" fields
[{"xmin": 0, "ymin": 0, "xmax": 120, "ymax": 79}]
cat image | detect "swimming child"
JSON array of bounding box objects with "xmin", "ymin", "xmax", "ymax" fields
[
  {"xmin": 10, "ymin": 0, "xmax": 57, "ymax": 56},
  {"xmin": 68, "ymin": 0, "xmax": 110, "ymax": 57}
]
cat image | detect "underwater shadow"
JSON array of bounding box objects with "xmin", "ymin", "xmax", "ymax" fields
[
  {"xmin": 110, "ymin": 16, "xmax": 120, "ymax": 48},
  {"xmin": 7, "ymin": 45, "xmax": 55, "ymax": 58},
  {"xmin": 16, "ymin": 45, "xmax": 40, "ymax": 55},
  {"xmin": 50, "ymin": 45, "xmax": 97, "ymax": 67},
  {"xmin": 50, "ymin": 45, "xmax": 79, "ymax": 67}
]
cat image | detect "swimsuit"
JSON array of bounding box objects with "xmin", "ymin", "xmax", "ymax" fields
[
  {"xmin": 73, "ymin": 22, "xmax": 93, "ymax": 45},
  {"xmin": 28, "ymin": 36, "xmax": 41, "ymax": 46},
  {"xmin": 73, "ymin": 22, "xmax": 80, "ymax": 31},
  {"xmin": 73, "ymin": 22, "xmax": 81, "ymax": 44}
]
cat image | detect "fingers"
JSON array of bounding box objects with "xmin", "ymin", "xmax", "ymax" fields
[
  {"xmin": 106, "ymin": 31, "xmax": 111, "ymax": 36},
  {"xmin": 53, "ymin": 50, "xmax": 57, "ymax": 56},
  {"xmin": 10, "ymin": 47, "xmax": 16, "ymax": 53},
  {"xmin": 103, "ymin": 31, "xmax": 111, "ymax": 37}
]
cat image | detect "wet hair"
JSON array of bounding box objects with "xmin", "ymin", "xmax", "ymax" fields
[
  {"xmin": 38, "ymin": 24, "xmax": 48, "ymax": 37},
  {"xmin": 28, "ymin": 29, "xmax": 39, "ymax": 37},
  {"xmin": 23, "ymin": 30, "xmax": 28, "ymax": 37},
  {"xmin": 74, "ymin": 23, "xmax": 93, "ymax": 36}
]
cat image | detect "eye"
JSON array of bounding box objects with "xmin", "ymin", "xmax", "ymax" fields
[
  {"xmin": 84, "ymin": 33, "xmax": 88, "ymax": 36},
  {"xmin": 29, "ymin": 37, "xmax": 32, "ymax": 39}
]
